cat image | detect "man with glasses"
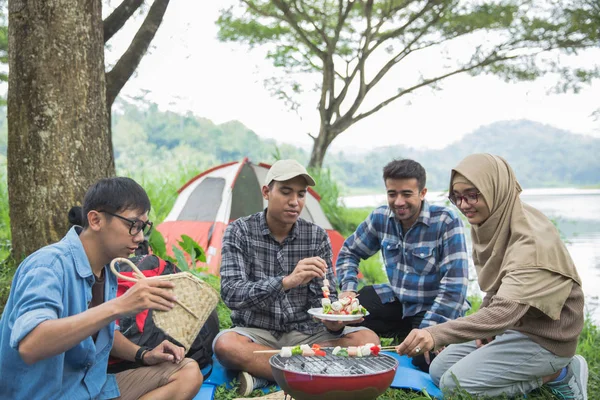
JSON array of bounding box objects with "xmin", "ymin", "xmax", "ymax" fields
[
  {"xmin": 336, "ymin": 159, "xmax": 469, "ymax": 370},
  {"xmin": 0, "ymin": 177, "xmax": 203, "ymax": 400},
  {"xmin": 101, "ymin": 210, "xmax": 154, "ymax": 236}
]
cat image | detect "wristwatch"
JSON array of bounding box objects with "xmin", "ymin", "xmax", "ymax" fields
[{"xmin": 135, "ymin": 346, "xmax": 150, "ymax": 366}]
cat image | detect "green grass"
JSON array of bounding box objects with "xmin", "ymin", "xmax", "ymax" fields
[
  {"xmin": 310, "ymin": 169, "xmax": 376, "ymax": 237},
  {"xmin": 465, "ymin": 296, "xmax": 482, "ymax": 316},
  {"xmin": 0, "ymin": 257, "xmax": 15, "ymax": 315},
  {"xmin": 333, "ymin": 206, "xmax": 392, "ymax": 289},
  {"xmin": 0, "ymin": 162, "xmax": 10, "ymax": 263},
  {"xmin": 359, "ymin": 253, "xmax": 390, "ymax": 287},
  {"xmin": 0, "ymin": 164, "xmax": 13, "ymax": 314},
  {"xmin": 576, "ymin": 317, "xmax": 600, "ymax": 395},
  {"xmin": 341, "ymin": 207, "xmax": 375, "ymax": 229}
]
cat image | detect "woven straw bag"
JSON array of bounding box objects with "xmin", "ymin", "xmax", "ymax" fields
[{"xmin": 110, "ymin": 257, "xmax": 220, "ymax": 351}]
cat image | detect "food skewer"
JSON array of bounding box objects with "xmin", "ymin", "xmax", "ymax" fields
[{"xmin": 253, "ymin": 345, "xmax": 397, "ymax": 354}]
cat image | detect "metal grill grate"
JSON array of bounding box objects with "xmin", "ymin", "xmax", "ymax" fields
[{"xmin": 270, "ymin": 348, "xmax": 397, "ymax": 377}]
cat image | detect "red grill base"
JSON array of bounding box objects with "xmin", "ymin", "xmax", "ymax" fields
[{"xmin": 270, "ymin": 350, "xmax": 398, "ymax": 400}]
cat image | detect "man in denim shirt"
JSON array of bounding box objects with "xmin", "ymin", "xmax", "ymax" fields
[
  {"xmin": 337, "ymin": 159, "xmax": 469, "ymax": 368},
  {"xmin": 0, "ymin": 177, "xmax": 202, "ymax": 400}
]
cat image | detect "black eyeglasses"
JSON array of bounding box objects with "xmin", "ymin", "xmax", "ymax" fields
[
  {"xmin": 448, "ymin": 192, "xmax": 482, "ymax": 206},
  {"xmin": 101, "ymin": 211, "xmax": 153, "ymax": 236}
]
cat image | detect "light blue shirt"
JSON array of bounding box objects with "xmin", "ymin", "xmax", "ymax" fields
[{"xmin": 0, "ymin": 227, "xmax": 120, "ymax": 399}]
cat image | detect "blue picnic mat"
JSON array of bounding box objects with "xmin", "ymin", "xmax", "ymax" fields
[
  {"xmin": 193, "ymin": 353, "xmax": 442, "ymax": 399},
  {"xmin": 387, "ymin": 352, "xmax": 443, "ymax": 398},
  {"xmin": 194, "ymin": 384, "xmax": 216, "ymax": 400},
  {"xmin": 194, "ymin": 357, "xmax": 276, "ymax": 399},
  {"xmin": 203, "ymin": 357, "xmax": 237, "ymax": 389}
]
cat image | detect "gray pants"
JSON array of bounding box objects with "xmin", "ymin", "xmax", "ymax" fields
[{"xmin": 430, "ymin": 330, "xmax": 571, "ymax": 396}]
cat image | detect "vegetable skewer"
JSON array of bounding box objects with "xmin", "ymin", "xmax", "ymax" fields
[{"xmin": 253, "ymin": 344, "xmax": 396, "ymax": 355}]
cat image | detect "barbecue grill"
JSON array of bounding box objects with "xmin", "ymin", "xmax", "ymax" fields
[{"xmin": 269, "ymin": 348, "xmax": 398, "ymax": 400}]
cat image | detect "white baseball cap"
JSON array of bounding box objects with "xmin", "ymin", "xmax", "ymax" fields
[{"xmin": 265, "ymin": 159, "xmax": 316, "ymax": 186}]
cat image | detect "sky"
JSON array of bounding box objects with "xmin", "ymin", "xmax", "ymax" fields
[{"xmin": 104, "ymin": 1, "xmax": 600, "ymax": 153}]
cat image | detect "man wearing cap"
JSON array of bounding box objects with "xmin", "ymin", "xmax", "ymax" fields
[{"xmin": 213, "ymin": 159, "xmax": 379, "ymax": 395}]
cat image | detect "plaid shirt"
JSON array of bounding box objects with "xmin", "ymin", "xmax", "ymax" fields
[
  {"xmin": 336, "ymin": 200, "xmax": 469, "ymax": 328},
  {"xmin": 220, "ymin": 210, "xmax": 337, "ymax": 338}
]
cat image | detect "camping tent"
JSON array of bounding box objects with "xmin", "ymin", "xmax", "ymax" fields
[{"xmin": 157, "ymin": 158, "xmax": 346, "ymax": 275}]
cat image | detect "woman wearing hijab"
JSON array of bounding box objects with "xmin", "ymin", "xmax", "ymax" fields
[{"xmin": 396, "ymin": 153, "xmax": 587, "ymax": 399}]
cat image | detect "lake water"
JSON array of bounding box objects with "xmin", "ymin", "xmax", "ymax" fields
[{"xmin": 342, "ymin": 188, "xmax": 600, "ymax": 324}]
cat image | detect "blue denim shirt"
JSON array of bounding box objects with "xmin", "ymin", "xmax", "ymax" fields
[{"xmin": 0, "ymin": 227, "xmax": 120, "ymax": 399}]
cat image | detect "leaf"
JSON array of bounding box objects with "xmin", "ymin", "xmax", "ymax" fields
[
  {"xmin": 177, "ymin": 234, "xmax": 206, "ymax": 263},
  {"xmin": 172, "ymin": 245, "xmax": 189, "ymax": 272},
  {"xmin": 148, "ymin": 229, "xmax": 167, "ymax": 259}
]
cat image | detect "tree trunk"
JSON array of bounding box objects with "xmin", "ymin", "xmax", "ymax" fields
[
  {"xmin": 308, "ymin": 124, "xmax": 335, "ymax": 169},
  {"xmin": 7, "ymin": 0, "xmax": 114, "ymax": 260}
]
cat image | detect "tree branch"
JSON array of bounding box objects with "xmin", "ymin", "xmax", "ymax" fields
[
  {"xmin": 298, "ymin": 50, "xmax": 323, "ymax": 72},
  {"xmin": 270, "ymin": 0, "xmax": 327, "ymax": 59},
  {"xmin": 319, "ymin": 54, "xmax": 334, "ymax": 125},
  {"xmin": 331, "ymin": 0, "xmax": 373, "ymax": 123},
  {"xmin": 291, "ymin": 0, "xmax": 329, "ymax": 46},
  {"xmin": 105, "ymin": 0, "xmax": 170, "ymax": 107},
  {"xmin": 367, "ymin": 4, "xmax": 449, "ymax": 91},
  {"xmin": 372, "ymin": 0, "xmax": 437, "ymax": 52},
  {"xmin": 332, "ymin": 0, "xmax": 355, "ymax": 45},
  {"xmin": 372, "ymin": 0, "xmax": 414, "ymax": 37},
  {"xmin": 332, "ymin": 59, "xmax": 360, "ymax": 116},
  {"xmin": 321, "ymin": 0, "xmax": 356, "ymax": 119},
  {"xmin": 103, "ymin": 0, "xmax": 145, "ymax": 43},
  {"xmin": 351, "ymin": 54, "xmax": 517, "ymax": 126},
  {"xmin": 241, "ymin": 0, "xmax": 282, "ymax": 19}
]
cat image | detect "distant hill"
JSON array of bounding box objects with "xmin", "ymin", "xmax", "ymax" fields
[
  {"xmin": 1, "ymin": 102, "xmax": 598, "ymax": 190},
  {"xmin": 325, "ymin": 120, "xmax": 600, "ymax": 190}
]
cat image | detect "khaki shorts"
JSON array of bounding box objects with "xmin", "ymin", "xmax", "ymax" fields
[
  {"xmin": 213, "ymin": 326, "xmax": 367, "ymax": 354},
  {"xmin": 114, "ymin": 358, "xmax": 195, "ymax": 400}
]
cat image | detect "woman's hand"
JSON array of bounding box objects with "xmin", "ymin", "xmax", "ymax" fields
[{"xmin": 395, "ymin": 329, "xmax": 435, "ymax": 357}]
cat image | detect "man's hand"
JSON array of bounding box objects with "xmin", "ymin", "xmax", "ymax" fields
[
  {"xmin": 320, "ymin": 317, "xmax": 363, "ymax": 332},
  {"xmin": 395, "ymin": 329, "xmax": 435, "ymax": 357},
  {"xmin": 282, "ymin": 257, "xmax": 327, "ymax": 290},
  {"xmin": 339, "ymin": 291, "xmax": 357, "ymax": 300},
  {"xmin": 143, "ymin": 340, "xmax": 185, "ymax": 365},
  {"xmin": 114, "ymin": 279, "xmax": 177, "ymax": 317}
]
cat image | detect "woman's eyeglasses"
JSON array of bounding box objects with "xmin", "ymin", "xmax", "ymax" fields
[
  {"xmin": 101, "ymin": 211, "xmax": 153, "ymax": 236},
  {"xmin": 448, "ymin": 192, "xmax": 481, "ymax": 206}
]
